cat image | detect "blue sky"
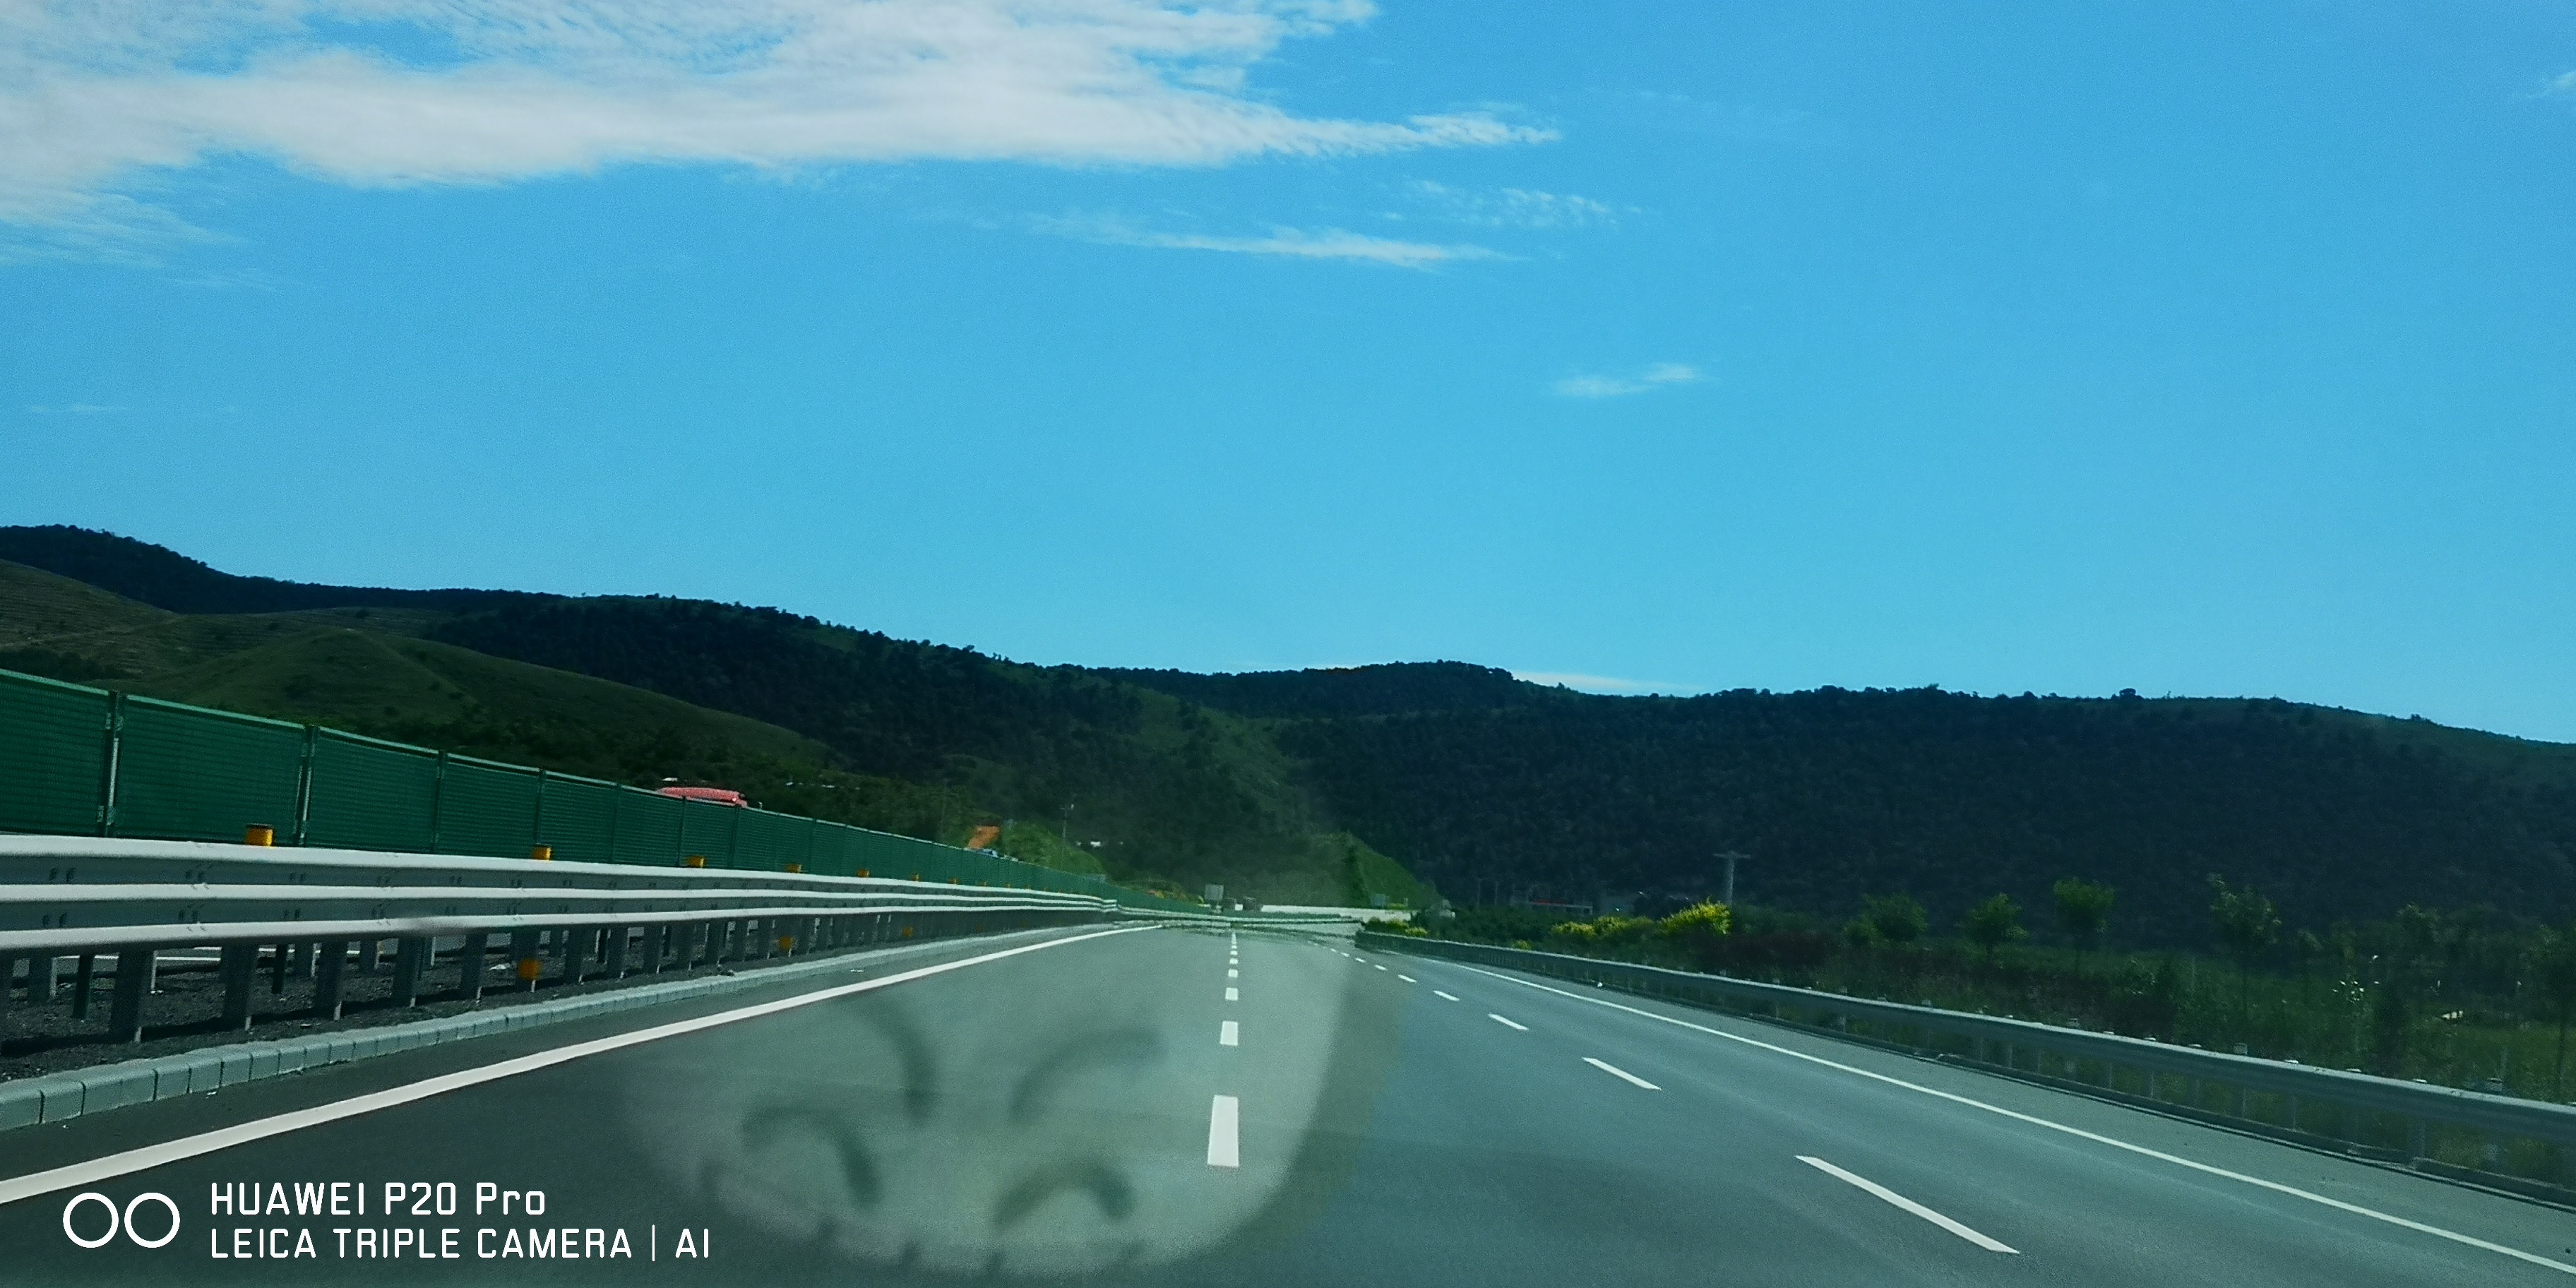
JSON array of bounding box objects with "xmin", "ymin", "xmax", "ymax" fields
[{"xmin": 5, "ymin": 1, "xmax": 2574, "ymax": 741}]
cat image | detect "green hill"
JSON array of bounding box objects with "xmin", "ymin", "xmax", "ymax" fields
[
  {"xmin": 8, "ymin": 527, "xmax": 2572, "ymax": 939},
  {"xmin": 1239, "ymin": 675, "xmax": 2576, "ymax": 944},
  {"xmin": 0, "ymin": 546, "xmax": 1430, "ymax": 905}
]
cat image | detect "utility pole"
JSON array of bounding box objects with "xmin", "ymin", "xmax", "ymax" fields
[{"xmin": 1718, "ymin": 851, "xmax": 1746, "ymax": 906}]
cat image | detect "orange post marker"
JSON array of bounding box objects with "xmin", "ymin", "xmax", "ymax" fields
[
  {"xmin": 516, "ymin": 958, "xmax": 542, "ymax": 982},
  {"xmin": 244, "ymin": 824, "xmax": 275, "ymax": 847},
  {"xmin": 530, "ymin": 845, "xmax": 553, "ymax": 861},
  {"xmin": 684, "ymin": 855, "xmax": 708, "ymax": 868}
]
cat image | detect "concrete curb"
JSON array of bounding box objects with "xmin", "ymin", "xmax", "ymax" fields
[{"xmin": 0, "ymin": 926, "xmax": 1080, "ymax": 1133}]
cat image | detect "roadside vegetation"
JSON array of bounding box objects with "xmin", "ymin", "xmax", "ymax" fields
[{"xmin": 1414, "ymin": 879, "xmax": 2576, "ymax": 1105}]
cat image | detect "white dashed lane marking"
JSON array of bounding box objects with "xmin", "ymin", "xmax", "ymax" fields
[
  {"xmin": 1489, "ymin": 1013, "xmax": 1527, "ymax": 1031},
  {"xmin": 1584, "ymin": 1057, "xmax": 1661, "ymax": 1091},
  {"xmin": 1207, "ymin": 1096, "xmax": 1240, "ymax": 1168},
  {"xmin": 1798, "ymin": 1156, "xmax": 2016, "ymax": 1253}
]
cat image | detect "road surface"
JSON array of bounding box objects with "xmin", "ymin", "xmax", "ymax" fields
[{"xmin": 2, "ymin": 923, "xmax": 2568, "ymax": 1284}]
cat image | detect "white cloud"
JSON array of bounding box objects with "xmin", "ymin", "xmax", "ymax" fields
[
  {"xmin": 1039, "ymin": 215, "xmax": 1498, "ymax": 267},
  {"xmin": 1551, "ymin": 362, "xmax": 1703, "ymax": 398},
  {"xmin": 1404, "ymin": 179, "xmax": 1616, "ymax": 229},
  {"xmin": 1513, "ymin": 671, "xmax": 1682, "ymax": 695},
  {"xmin": 2547, "ymin": 71, "xmax": 2576, "ymax": 96},
  {"xmin": 0, "ymin": 2, "xmax": 1553, "ymax": 256}
]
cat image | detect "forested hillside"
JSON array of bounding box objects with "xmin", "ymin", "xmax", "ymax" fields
[
  {"xmin": 6, "ymin": 525, "xmax": 2572, "ymax": 943},
  {"xmin": 0, "ymin": 530, "xmax": 1428, "ymax": 907},
  {"xmin": 1257, "ymin": 682, "xmax": 2576, "ymax": 945},
  {"xmin": 422, "ymin": 595, "xmax": 1412, "ymax": 902}
]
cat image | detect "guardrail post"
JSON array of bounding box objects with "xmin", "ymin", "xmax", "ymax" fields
[
  {"xmin": 0, "ymin": 953, "xmax": 16, "ymax": 1044},
  {"xmin": 560, "ymin": 925, "xmax": 589, "ymax": 984},
  {"xmin": 107, "ymin": 944, "xmax": 151, "ymax": 1043},
  {"xmin": 2407, "ymin": 1119, "xmax": 2427, "ymax": 1162},
  {"xmin": 460, "ymin": 933, "xmax": 488, "ymax": 1000},
  {"xmin": 358, "ymin": 937, "xmax": 381, "ymax": 974},
  {"xmin": 602, "ymin": 925, "xmax": 628, "ymax": 979},
  {"xmin": 315, "ymin": 941, "xmax": 348, "ymax": 1018},
  {"xmin": 266, "ymin": 941, "xmax": 285, "ymax": 994},
  {"xmin": 220, "ymin": 943, "xmax": 259, "ymax": 1030},
  {"xmin": 391, "ymin": 937, "xmax": 427, "ymax": 1007},
  {"xmin": 638, "ymin": 924, "xmax": 664, "ymax": 975}
]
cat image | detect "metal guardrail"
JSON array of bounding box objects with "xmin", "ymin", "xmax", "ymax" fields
[
  {"xmin": 1367, "ymin": 932, "xmax": 2576, "ymax": 1190},
  {"xmin": 1, "ymin": 836, "xmax": 1116, "ymax": 1046}
]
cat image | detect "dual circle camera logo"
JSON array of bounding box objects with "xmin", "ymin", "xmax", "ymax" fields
[{"xmin": 62, "ymin": 1191, "xmax": 181, "ymax": 1250}]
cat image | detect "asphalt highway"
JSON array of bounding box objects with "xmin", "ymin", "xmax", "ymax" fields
[{"xmin": 1, "ymin": 923, "xmax": 2569, "ymax": 1285}]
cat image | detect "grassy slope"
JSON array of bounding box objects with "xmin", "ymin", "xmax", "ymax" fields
[
  {"xmin": 0, "ymin": 557, "xmax": 1431, "ymax": 902},
  {"xmin": 424, "ymin": 595, "xmax": 1432, "ymax": 902},
  {"xmin": 0, "ymin": 562, "xmax": 941, "ymax": 831}
]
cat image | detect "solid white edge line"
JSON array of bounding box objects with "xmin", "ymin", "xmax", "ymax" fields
[
  {"xmin": 1452, "ymin": 962, "xmax": 2576, "ymax": 1277},
  {"xmin": 0, "ymin": 925, "xmax": 1157, "ymax": 1208},
  {"xmin": 1799, "ymin": 1155, "xmax": 2017, "ymax": 1253},
  {"xmin": 1433, "ymin": 991, "xmax": 1460, "ymax": 1001},
  {"xmin": 1488, "ymin": 1013, "xmax": 1529, "ymax": 1031},
  {"xmin": 1220, "ymin": 1020, "xmax": 1240, "ymax": 1047},
  {"xmin": 1582, "ymin": 1056, "xmax": 1662, "ymax": 1090},
  {"xmin": 1207, "ymin": 1095, "xmax": 1241, "ymax": 1168}
]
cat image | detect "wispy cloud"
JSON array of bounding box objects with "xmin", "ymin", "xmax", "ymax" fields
[
  {"xmin": 1551, "ymin": 362, "xmax": 1703, "ymax": 399},
  {"xmin": 0, "ymin": 2, "xmax": 1553, "ymax": 259},
  {"xmin": 24, "ymin": 403, "xmax": 126, "ymax": 415},
  {"xmin": 1036, "ymin": 215, "xmax": 1499, "ymax": 268},
  {"xmin": 1514, "ymin": 671, "xmax": 1684, "ymax": 695},
  {"xmin": 2546, "ymin": 71, "xmax": 2576, "ymax": 96},
  {"xmin": 1399, "ymin": 180, "xmax": 1618, "ymax": 229}
]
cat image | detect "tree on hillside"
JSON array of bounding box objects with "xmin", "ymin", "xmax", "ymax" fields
[
  {"xmin": 1659, "ymin": 901, "xmax": 1732, "ymax": 969},
  {"xmin": 1962, "ymin": 894, "xmax": 2027, "ymax": 962},
  {"xmin": 2291, "ymin": 928, "xmax": 2325, "ymax": 1010},
  {"xmin": 2209, "ymin": 876, "xmax": 2282, "ymax": 1025},
  {"xmin": 2053, "ymin": 878, "xmax": 2116, "ymax": 971},
  {"xmin": 2539, "ymin": 926, "xmax": 2576, "ymax": 1100},
  {"xmin": 1864, "ymin": 894, "xmax": 1927, "ymax": 946}
]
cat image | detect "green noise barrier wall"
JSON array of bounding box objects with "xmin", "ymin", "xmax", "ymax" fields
[{"xmin": 0, "ymin": 667, "xmax": 1191, "ymax": 910}]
